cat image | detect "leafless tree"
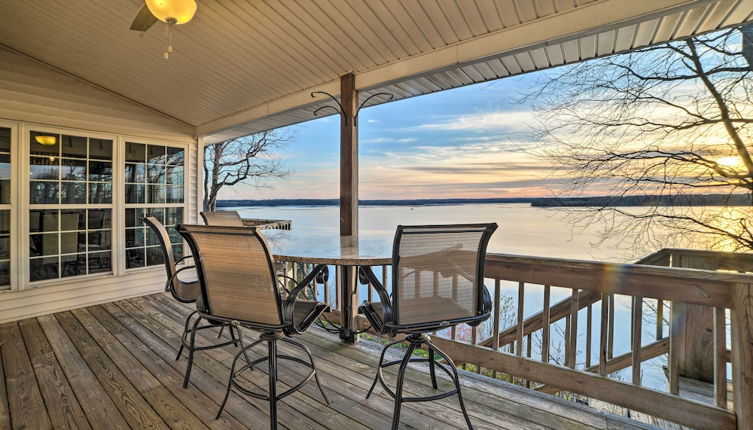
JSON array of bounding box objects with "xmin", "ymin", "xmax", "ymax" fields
[
  {"xmin": 527, "ymin": 25, "xmax": 753, "ymax": 253},
  {"xmin": 203, "ymin": 131, "xmax": 290, "ymax": 211}
]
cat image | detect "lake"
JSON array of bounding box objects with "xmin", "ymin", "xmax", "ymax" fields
[{"xmin": 231, "ymin": 203, "xmax": 724, "ymax": 391}]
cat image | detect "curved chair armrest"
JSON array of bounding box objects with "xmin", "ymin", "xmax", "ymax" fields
[
  {"xmin": 282, "ymin": 264, "xmax": 327, "ymax": 324},
  {"xmin": 175, "ymin": 254, "xmax": 194, "ymax": 266},
  {"xmin": 358, "ymin": 266, "xmax": 395, "ymax": 324},
  {"xmin": 165, "ymin": 264, "xmax": 196, "ymax": 292}
]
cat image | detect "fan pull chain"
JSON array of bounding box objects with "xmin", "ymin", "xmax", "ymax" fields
[{"xmin": 164, "ymin": 21, "xmax": 174, "ymax": 60}]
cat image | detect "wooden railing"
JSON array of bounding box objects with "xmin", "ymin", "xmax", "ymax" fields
[
  {"xmin": 279, "ymin": 251, "xmax": 753, "ymax": 430},
  {"xmin": 240, "ymin": 218, "xmax": 292, "ymax": 230}
]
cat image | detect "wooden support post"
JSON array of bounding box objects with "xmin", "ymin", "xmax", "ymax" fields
[
  {"xmin": 340, "ymin": 73, "xmax": 358, "ymax": 236},
  {"xmin": 731, "ymin": 283, "xmax": 753, "ymax": 428}
]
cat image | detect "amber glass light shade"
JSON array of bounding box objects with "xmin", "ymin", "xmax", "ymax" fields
[{"xmin": 145, "ymin": 0, "xmax": 197, "ymax": 25}]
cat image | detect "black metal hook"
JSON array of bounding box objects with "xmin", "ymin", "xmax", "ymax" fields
[
  {"xmin": 311, "ymin": 91, "xmax": 347, "ymax": 125},
  {"xmin": 355, "ymin": 92, "xmax": 393, "ymax": 126}
]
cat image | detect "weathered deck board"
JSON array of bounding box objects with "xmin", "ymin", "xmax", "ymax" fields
[{"xmin": 0, "ymin": 293, "xmax": 661, "ymax": 430}]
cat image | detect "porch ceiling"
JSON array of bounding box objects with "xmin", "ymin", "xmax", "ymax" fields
[{"xmin": 0, "ymin": 0, "xmax": 751, "ymax": 143}]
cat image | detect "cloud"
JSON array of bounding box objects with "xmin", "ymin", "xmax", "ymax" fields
[
  {"xmin": 417, "ymin": 111, "xmax": 537, "ymax": 132},
  {"xmin": 363, "ymin": 137, "xmax": 417, "ymax": 144},
  {"xmin": 367, "ymin": 119, "xmax": 379, "ymax": 123}
]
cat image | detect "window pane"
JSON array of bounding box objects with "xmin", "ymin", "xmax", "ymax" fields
[
  {"xmin": 89, "ymin": 161, "xmax": 112, "ymax": 182},
  {"xmin": 30, "ymin": 131, "xmax": 59, "ymax": 156},
  {"xmin": 0, "ymin": 180, "xmax": 9, "ymax": 205},
  {"xmin": 30, "ymin": 182, "xmax": 59, "ymax": 204},
  {"xmin": 125, "ymin": 208, "xmax": 144, "ymax": 228},
  {"xmin": 125, "ymin": 142, "xmax": 146, "ymax": 162},
  {"xmin": 61, "ymin": 254, "xmax": 87, "ymax": 278},
  {"xmin": 168, "ymin": 228, "xmax": 182, "ymax": 245},
  {"xmin": 125, "ymin": 163, "xmax": 145, "ymax": 183},
  {"xmin": 0, "ymin": 236, "xmax": 8, "ymax": 259},
  {"xmin": 88, "ymin": 252, "xmax": 111, "ymax": 274},
  {"xmin": 60, "ymin": 182, "xmax": 86, "ymax": 204},
  {"xmin": 30, "ymin": 233, "xmax": 58, "ymax": 257},
  {"xmin": 0, "ymin": 153, "xmax": 10, "ymax": 179},
  {"xmin": 166, "ymin": 185, "xmax": 183, "ymax": 203},
  {"xmin": 125, "ymin": 184, "xmax": 145, "ymax": 204},
  {"xmin": 30, "ymin": 257, "xmax": 58, "ymax": 282},
  {"xmin": 165, "ymin": 207, "xmax": 183, "ymax": 225},
  {"xmin": 60, "ymin": 232, "xmax": 86, "ymax": 254},
  {"xmin": 126, "ymin": 248, "xmax": 145, "ymax": 269},
  {"xmin": 147, "ymin": 164, "xmax": 165, "ymax": 184},
  {"xmin": 0, "ymin": 211, "xmax": 8, "ymax": 235},
  {"xmin": 61, "ymin": 135, "xmax": 87, "ymax": 158},
  {"xmin": 126, "ymin": 228, "xmax": 145, "ymax": 248},
  {"xmin": 166, "ymin": 147, "xmax": 184, "ymax": 165},
  {"xmin": 0, "ymin": 127, "xmax": 9, "ymax": 153},
  {"xmin": 61, "ymin": 159, "xmax": 86, "ymax": 181},
  {"xmin": 88, "ymin": 209, "xmax": 112, "ymax": 230},
  {"xmin": 88, "ymin": 182, "xmax": 112, "ymax": 204},
  {"xmin": 0, "ymin": 261, "xmax": 9, "ymax": 286},
  {"xmin": 147, "ymin": 185, "xmax": 165, "ymax": 204},
  {"xmin": 60, "ymin": 210, "xmax": 86, "ymax": 231},
  {"xmin": 146, "ymin": 247, "xmax": 164, "ymax": 266},
  {"xmin": 147, "ymin": 145, "xmax": 166, "ymax": 164},
  {"xmin": 30, "ymin": 156, "xmax": 59, "ymax": 180},
  {"xmin": 88, "ymin": 231, "xmax": 111, "ymax": 252},
  {"xmin": 172, "ymin": 244, "xmax": 183, "ymax": 260},
  {"xmin": 146, "ymin": 228, "xmax": 160, "ymax": 246},
  {"xmin": 146, "ymin": 208, "xmax": 165, "ymax": 223},
  {"xmin": 30, "ymin": 210, "xmax": 58, "ymax": 232},
  {"xmin": 89, "ymin": 139, "xmax": 112, "ymax": 160},
  {"xmin": 166, "ymin": 166, "xmax": 183, "ymax": 184}
]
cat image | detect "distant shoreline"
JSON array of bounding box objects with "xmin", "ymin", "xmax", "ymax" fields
[{"xmin": 217, "ymin": 194, "xmax": 751, "ymax": 208}]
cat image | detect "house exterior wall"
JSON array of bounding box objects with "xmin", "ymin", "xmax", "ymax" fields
[{"xmin": 0, "ymin": 48, "xmax": 200, "ymax": 323}]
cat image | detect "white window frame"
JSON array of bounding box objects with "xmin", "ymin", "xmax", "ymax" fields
[
  {"xmin": 118, "ymin": 136, "xmax": 189, "ymax": 275},
  {"xmin": 19, "ymin": 123, "xmax": 119, "ymax": 289},
  {"xmin": 0, "ymin": 119, "xmax": 19, "ymax": 292}
]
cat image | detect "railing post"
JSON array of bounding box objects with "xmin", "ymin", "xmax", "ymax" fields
[{"xmin": 731, "ymin": 282, "xmax": 753, "ymax": 429}]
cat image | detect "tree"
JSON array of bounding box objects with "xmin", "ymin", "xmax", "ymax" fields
[
  {"xmin": 203, "ymin": 131, "xmax": 289, "ymax": 211},
  {"xmin": 527, "ymin": 25, "xmax": 753, "ymax": 252}
]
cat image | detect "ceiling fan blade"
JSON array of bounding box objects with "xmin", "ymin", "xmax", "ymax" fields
[{"xmin": 129, "ymin": 4, "xmax": 158, "ymax": 31}]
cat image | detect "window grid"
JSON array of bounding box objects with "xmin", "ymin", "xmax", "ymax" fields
[
  {"xmin": 0, "ymin": 126, "xmax": 11, "ymax": 289},
  {"xmin": 124, "ymin": 142, "xmax": 185, "ymax": 271},
  {"xmin": 28, "ymin": 131, "xmax": 114, "ymax": 283}
]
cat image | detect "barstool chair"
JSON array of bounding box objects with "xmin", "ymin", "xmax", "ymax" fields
[
  {"xmin": 359, "ymin": 223, "xmax": 498, "ymax": 430},
  {"xmin": 178, "ymin": 224, "xmax": 330, "ymax": 429},
  {"xmin": 143, "ymin": 217, "xmax": 240, "ymax": 388}
]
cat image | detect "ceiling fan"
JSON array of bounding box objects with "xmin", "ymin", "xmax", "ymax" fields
[{"xmin": 129, "ymin": 0, "xmax": 198, "ymax": 58}]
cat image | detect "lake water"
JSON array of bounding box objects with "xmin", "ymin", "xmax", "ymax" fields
[
  {"xmin": 231, "ymin": 203, "xmax": 720, "ymax": 392},
  {"xmin": 235, "ymin": 203, "xmax": 662, "ymax": 263}
]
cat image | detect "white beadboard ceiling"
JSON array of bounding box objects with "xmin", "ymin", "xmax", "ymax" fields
[{"xmin": 0, "ymin": 0, "xmax": 751, "ymax": 143}]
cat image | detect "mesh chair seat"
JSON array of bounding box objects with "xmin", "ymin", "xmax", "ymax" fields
[
  {"xmin": 292, "ymin": 300, "xmax": 329, "ymax": 332},
  {"xmin": 362, "ymin": 296, "xmax": 473, "ymax": 333}
]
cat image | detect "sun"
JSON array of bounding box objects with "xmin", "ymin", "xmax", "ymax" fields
[{"xmin": 716, "ymin": 156, "xmax": 744, "ymax": 169}]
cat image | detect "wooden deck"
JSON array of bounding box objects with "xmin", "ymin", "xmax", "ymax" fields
[{"xmin": 0, "ymin": 293, "xmax": 659, "ymax": 430}]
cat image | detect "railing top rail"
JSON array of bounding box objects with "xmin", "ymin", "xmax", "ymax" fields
[{"xmin": 484, "ymin": 252, "xmax": 753, "ymax": 308}]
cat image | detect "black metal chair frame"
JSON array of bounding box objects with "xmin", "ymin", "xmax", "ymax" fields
[
  {"xmin": 143, "ymin": 217, "xmax": 241, "ymax": 389},
  {"xmin": 178, "ymin": 225, "xmax": 330, "ymax": 429},
  {"xmin": 359, "ymin": 223, "xmax": 497, "ymax": 430}
]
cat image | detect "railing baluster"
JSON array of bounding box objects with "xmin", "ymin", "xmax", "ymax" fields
[
  {"xmin": 471, "ymin": 325, "xmax": 480, "ymax": 373},
  {"xmin": 567, "ymin": 288, "xmax": 579, "ymax": 368},
  {"xmin": 492, "ymin": 279, "xmax": 501, "ymax": 378},
  {"xmin": 656, "ymin": 299, "xmax": 664, "ymax": 340},
  {"xmin": 599, "ymin": 292, "xmax": 609, "ymax": 376},
  {"xmin": 323, "ymin": 265, "xmax": 329, "ymax": 307},
  {"xmin": 516, "ymin": 282, "xmax": 525, "ymax": 356},
  {"xmin": 608, "ymin": 294, "xmax": 615, "ymax": 359},
  {"xmin": 713, "ymin": 306, "xmax": 727, "ymax": 409},
  {"xmin": 542, "ymin": 285, "xmax": 551, "ymax": 363},
  {"xmin": 526, "ymin": 332, "xmax": 532, "ymax": 388},
  {"xmin": 669, "ymin": 302, "xmax": 681, "ymax": 395},
  {"xmin": 632, "ymin": 296, "xmax": 643, "ymax": 385},
  {"xmin": 586, "ymin": 304, "xmax": 593, "ymax": 368}
]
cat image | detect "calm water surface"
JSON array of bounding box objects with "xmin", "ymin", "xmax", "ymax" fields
[{"xmin": 232, "ymin": 203, "xmax": 723, "ymax": 391}]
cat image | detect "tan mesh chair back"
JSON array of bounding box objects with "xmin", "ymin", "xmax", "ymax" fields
[
  {"xmin": 143, "ymin": 216, "xmax": 198, "ymax": 302},
  {"xmin": 178, "ymin": 224, "xmax": 282, "ymax": 326},
  {"xmin": 392, "ymin": 224, "xmax": 497, "ymax": 326},
  {"xmin": 200, "ymin": 211, "xmax": 244, "ymax": 226}
]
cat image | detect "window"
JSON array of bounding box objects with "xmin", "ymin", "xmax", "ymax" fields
[
  {"xmin": 28, "ymin": 131, "xmax": 113, "ymax": 282},
  {"xmin": 124, "ymin": 142, "xmax": 185, "ymax": 270},
  {"xmin": 0, "ymin": 127, "xmax": 11, "ymax": 289}
]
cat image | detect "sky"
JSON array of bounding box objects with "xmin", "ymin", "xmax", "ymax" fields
[{"xmin": 220, "ymin": 72, "xmax": 558, "ymax": 201}]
